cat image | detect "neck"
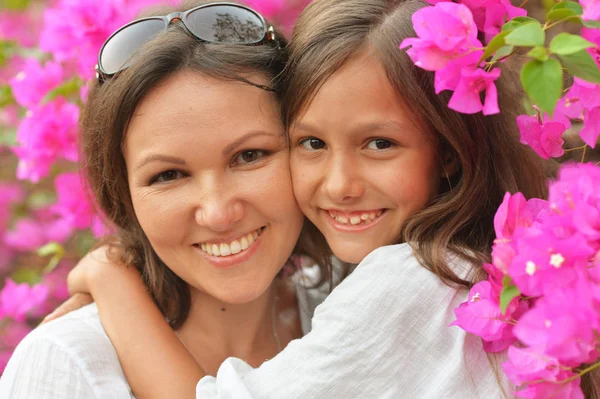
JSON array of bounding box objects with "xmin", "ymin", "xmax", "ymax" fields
[{"xmin": 176, "ymin": 282, "xmax": 280, "ymax": 374}]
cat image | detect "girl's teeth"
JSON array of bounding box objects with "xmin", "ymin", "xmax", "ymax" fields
[
  {"xmin": 199, "ymin": 228, "xmax": 262, "ymax": 257},
  {"xmin": 330, "ymin": 211, "xmax": 384, "ymax": 226}
]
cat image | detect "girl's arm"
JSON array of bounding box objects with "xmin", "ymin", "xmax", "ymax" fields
[{"xmin": 68, "ymin": 248, "xmax": 204, "ymax": 399}]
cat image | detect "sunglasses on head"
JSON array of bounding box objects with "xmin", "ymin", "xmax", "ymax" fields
[{"xmin": 96, "ymin": 2, "xmax": 277, "ymax": 82}]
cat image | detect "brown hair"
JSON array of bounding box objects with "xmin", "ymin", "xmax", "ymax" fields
[
  {"xmin": 284, "ymin": 0, "xmax": 600, "ymax": 396},
  {"xmin": 80, "ymin": 1, "xmax": 331, "ymax": 329}
]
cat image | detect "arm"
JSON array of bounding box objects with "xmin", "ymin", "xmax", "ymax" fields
[{"xmin": 68, "ymin": 247, "xmax": 204, "ymax": 399}]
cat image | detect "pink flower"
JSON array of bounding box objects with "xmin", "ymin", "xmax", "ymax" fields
[
  {"xmin": 0, "ymin": 11, "xmax": 42, "ymax": 47},
  {"xmin": 461, "ymin": 0, "xmax": 527, "ymax": 40},
  {"xmin": 14, "ymin": 98, "xmax": 79, "ymax": 183},
  {"xmin": 514, "ymin": 282, "xmax": 599, "ymax": 365},
  {"xmin": 0, "ymin": 320, "xmax": 32, "ymax": 373},
  {"xmin": 581, "ymin": 0, "xmax": 600, "ymax": 21},
  {"xmin": 51, "ymin": 172, "xmax": 105, "ymax": 235},
  {"xmin": 515, "ymin": 377, "xmax": 584, "ymax": 399},
  {"xmin": 0, "ymin": 279, "xmax": 49, "ymax": 322},
  {"xmin": 243, "ymin": 0, "xmax": 286, "ymax": 19},
  {"xmin": 494, "ymin": 192, "xmax": 548, "ymax": 241},
  {"xmin": 0, "ymin": 183, "xmax": 24, "ymax": 232},
  {"xmin": 4, "ymin": 219, "xmax": 48, "ymax": 252},
  {"xmin": 580, "ymin": 106, "xmax": 600, "ymax": 147},
  {"xmin": 40, "ymin": 0, "xmax": 165, "ymax": 79},
  {"xmin": 451, "ymin": 280, "xmax": 526, "ymax": 349},
  {"xmin": 400, "ymin": 2, "xmax": 482, "ymax": 72},
  {"xmin": 9, "ymin": 58, "xmax": 65, "ymax": 109},
  {"xmin": 447, "ymin": 67, "xmax": 501, "ymax": 115},
  {"xmin": 503, "ymin": 346, "xmax": 562, "ymax": 386},
  {"xmin": 516, "ymin": 115, "xmax": 566, "ymax": 159}
]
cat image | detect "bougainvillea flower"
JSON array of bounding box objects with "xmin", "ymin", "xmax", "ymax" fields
[
  {"xmin": 9, "ymin": 58, "xmax": 64, "ymax": 109},
  {"xmin": 516, "ymin": 115, "xmax": 566, "ymax": 159},
  {"xmin": 0, "ymin": 279, "xmax": 49, "ymax": 322},
  {"xmin": 447, "ymin": 67, "xmax": 501, "ymax": 114}
]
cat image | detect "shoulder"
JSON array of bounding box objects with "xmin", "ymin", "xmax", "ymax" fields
[{"xmin": 0, "ymin": 304, "xmax": 133, "ymax": 399}]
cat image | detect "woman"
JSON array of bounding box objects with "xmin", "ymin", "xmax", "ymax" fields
[{"xmin": 0, "ymin": 2, "xmax": 335, "ymax": 398}]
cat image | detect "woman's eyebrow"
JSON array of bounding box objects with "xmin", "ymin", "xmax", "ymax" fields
[
  {"xmin": 136, "ymin": 155, "xmax": 186, "ymax": 171},
  {"xmin": 222, "ymin": 131, "xmax": 279, "ymax": 155}
]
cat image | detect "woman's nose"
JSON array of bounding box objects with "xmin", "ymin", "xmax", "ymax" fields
[{"xmin": 193, "ymin": 181, "xmax": 244, "ymax": 232}]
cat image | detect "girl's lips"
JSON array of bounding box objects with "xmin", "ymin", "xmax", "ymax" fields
[
  {"xmin": 193, "ymin": 228, "xmax": 263, "ymax": 268},
  {"xmin": 322, "ymin": 209, "xmax": 388, "ymax": 233}
]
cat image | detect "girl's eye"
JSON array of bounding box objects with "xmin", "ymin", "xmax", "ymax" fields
[
  {"xmin": 299, "ymin": 138, "xmax": 327, "ymax": 151},
  {"xmin": 150, "ymin": 170, "xmax": 184, "ymax": 184},
  {"xmin": 234, "ymin": 150, "xmax": 266, "ymax": 165},
  {"xmin": 366, "ymin": 139, "xmax": 394, "ymax": 150}
]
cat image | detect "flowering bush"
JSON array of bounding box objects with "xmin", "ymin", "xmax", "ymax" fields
[
  {"xmin": 400, "ymin": 0, "xmax": 600, "ymax": 397},
  {"xmin": 0, "ymin": 0, "xmax": 308, "ymax": 374}
]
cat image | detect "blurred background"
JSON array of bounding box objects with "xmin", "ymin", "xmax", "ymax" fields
[{"xmin": 0, "ymin": 0, "xmax": 593, "ymax": 374}]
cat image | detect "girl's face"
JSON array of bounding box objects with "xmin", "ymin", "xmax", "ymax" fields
[
  {"xmin": 289, "ymin": 52, "xmax": 441, "ymax": 264},
  {"xmin": 124, "ymin": 70, "xmax": 304, "ymax": 304}
]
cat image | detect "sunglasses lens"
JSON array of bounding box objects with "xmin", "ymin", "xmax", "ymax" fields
[
  {"xmin": 186, "ymin": 5, "xmax": 265, "ymax": 44},
  {"xmin": 99, "ymin": 18, "xmax": 165, "ymax": 75}
]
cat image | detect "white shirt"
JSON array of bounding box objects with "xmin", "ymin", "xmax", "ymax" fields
[
  {"xmin": 197, "ymin": 244, "xmax": 511, "ymax": 399},
  {"xmin": 0, "ymin": 270, "xmax": 329, "ymax": 399}
]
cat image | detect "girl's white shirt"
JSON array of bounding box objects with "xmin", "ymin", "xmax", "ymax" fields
[
  {"xmin": 0, "ymin": 244, "xmax": 510, "ymax": 399},
  {"xmin": 197, "ymin": 243, "xmax": 510, "ymax": 399}
]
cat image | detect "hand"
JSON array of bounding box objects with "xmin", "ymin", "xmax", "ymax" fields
[
  {"xmin": 67, "ymin": 246, "xmax": 111, "ymax": 295},
  {"xmin": 41, "ymin": 293, "xmax": 94, "ymax": 324}
]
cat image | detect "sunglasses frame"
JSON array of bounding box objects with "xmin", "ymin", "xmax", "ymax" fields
[{"xmin": 96, "ymin": 2, "xmax": 276, "ymax": 82}]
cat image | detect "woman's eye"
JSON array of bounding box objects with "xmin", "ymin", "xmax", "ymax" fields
[
  {"xmin": 299, "ymin": 138, "xmax": 326, "ymax": 151},
  {"xmin": 234, "ymin": 150, "xmax": 266, "ymax": 165},
  {"xmin": 366, "ymin": 139, "xmax": 394, "ymax": 150},
  {"xmin": 150, "ymin": 170, "xmax": 183, "ymax": 184}
]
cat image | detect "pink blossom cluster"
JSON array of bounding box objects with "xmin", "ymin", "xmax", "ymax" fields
[
  {"xmin": 453, "ymin": 163, "xmax": 600, "ymax": 399},
  {"xmin": 400, "ymin": 2, "xmax": 502, "ymax": 115},
  {"xmin": 517, "ymin": 24, "xmax": 600, "ymax": 160},
  {"xmin": 427, "ymin": 0, "xmax": 526, "ymax": 42}
]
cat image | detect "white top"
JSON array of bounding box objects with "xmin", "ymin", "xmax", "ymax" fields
[
  {"xmin": 0, "ymin": 270, "xmax": 329, "ymax": 399},
  {"xmin": 197, "ymin": 244, "xmax": 511, "ymax": 399}
]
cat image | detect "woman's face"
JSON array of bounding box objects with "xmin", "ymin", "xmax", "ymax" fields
[
  {"xmin": 289, "ymin": 52, "xmax": 441, "ymax": 264},
  {"xmin": 124, "ymin": 70, "xmax": 304, "ymax": 304}
]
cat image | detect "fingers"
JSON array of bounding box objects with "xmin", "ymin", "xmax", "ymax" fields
[{"xmin": 41, "ymin": 293, "xmax": 94, "ymax": 325}]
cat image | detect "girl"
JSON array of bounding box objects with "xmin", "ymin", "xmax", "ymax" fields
[{"xmin": 46, "ymin": 0, "xmax": 565, "ymax": 397}]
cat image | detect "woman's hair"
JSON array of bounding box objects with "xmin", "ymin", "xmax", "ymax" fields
[
  {"xmin": 80, "ymin": 0, "xmax": 331, "ymax": 329},
  {"xmin": 283, "ymin": 0, "xmax": 549, "ymax": 285}
]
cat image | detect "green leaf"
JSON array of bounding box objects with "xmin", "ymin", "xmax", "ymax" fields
[
  {"xmin": 491, "ymin": 45, "xmax": 514, "ymax": 62},
  {"xmin": 502, "ymin": 16, "xmax": 539, "ymax": 33},
  {"xmin": 548, "ymin": 1, "xmax": 583, "ymax": 16},
  {"xmin": 38, "ymin": 242, "xmax": 65, "ymax": 273},
  {"xmin": 583, "ymin": 20, "xmax": 600, "ymax": 29},
  {"xmin": 520, "ymin": 58, "xmax": 563, "ymax": 116},
  {"xmin": 527, "ymin": 46, "xmax": 549, "ymax": 61},
  {"xmin": 550, "ymin": 33, "xmax": 596, "ymax": 55},
  {"xmin": 0, "ymin": 128, "xmax": 17, "ymax": 146},
  {"xmin": 505, "ymin": 22, "xmax": 545, "ymax": 47},
  {"xmin": 11, "ymin": 269, "xmax": 42, "ymax": 285},
  {"xmin": 481, "ymin": 31, "xmax": 510, "ymax": 61},
  {"xmin": 42, "ymin": 77, "xmax": 83, "ymax": 104},
  {"xmin": 0, "ymin": 0, "xmax": 31, "ymax": 10},
  {"xmin": 500, "ymin": 276, "xmax": 521, "ymax": 315},
  {"xmin": 559, "ymin": 49, "xmax": 600, "ymax": 84},
  {"xmin": 0, "ymin": 85, "xmax": 14, "ymax": 107}
]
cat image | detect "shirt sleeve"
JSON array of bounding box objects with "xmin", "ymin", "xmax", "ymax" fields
[
  {"xmin": 0, "ymin": 335, "xmax": 97, "ymax": 399},
  {"xmin": 197, "ymin": 244, "xmax": 506, "ymax": 399}
]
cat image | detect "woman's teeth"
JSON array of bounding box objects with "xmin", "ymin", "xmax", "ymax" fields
[
  {"xmin": 328, "ymin": 210, "xmax": 384, "ymax": 225},
  {"xmin": 198, "ymin": 228, "xmax": 261, "ymax": 257}
]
